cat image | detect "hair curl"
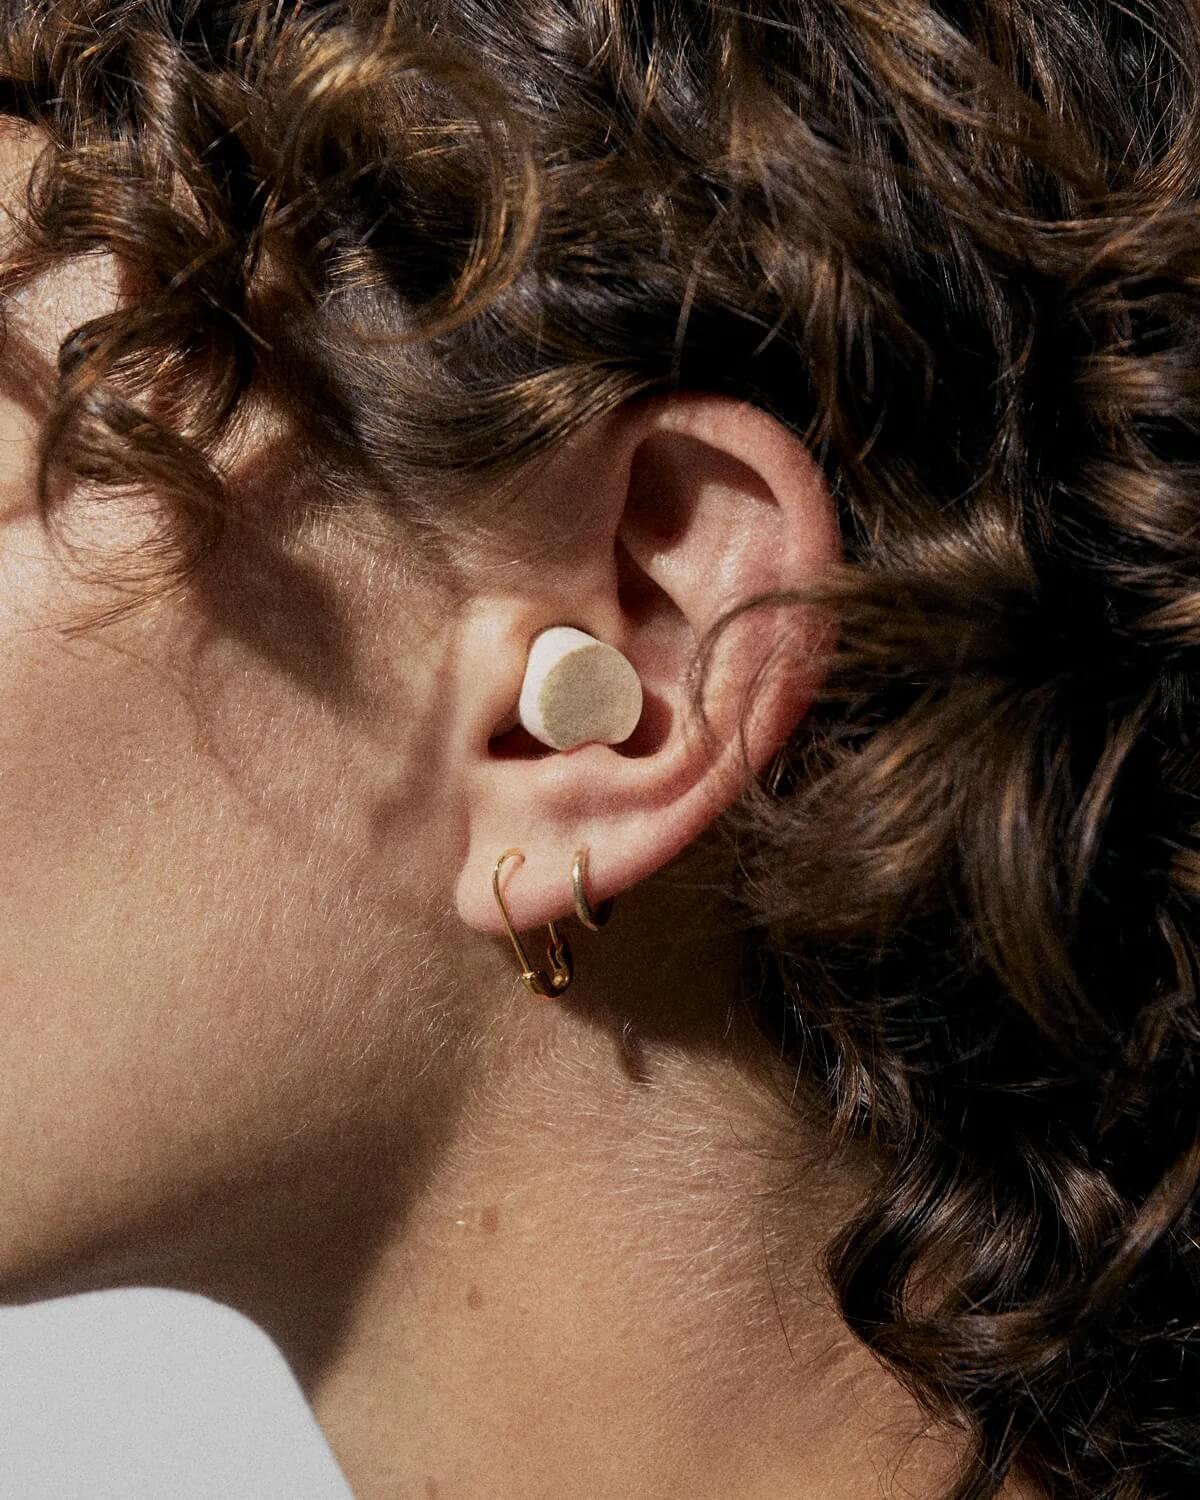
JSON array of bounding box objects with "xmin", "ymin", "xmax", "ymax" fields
[{"xmin": 3, "ymin": 2, "xmax": 1200, "ymax": 1495}]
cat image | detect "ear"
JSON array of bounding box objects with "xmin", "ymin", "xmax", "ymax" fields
[{"xmin": 451, "ymin": 392, "xmax": 841, "ymax": 935}]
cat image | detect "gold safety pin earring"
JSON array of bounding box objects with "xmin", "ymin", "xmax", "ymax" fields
[{"xmin": 492, "ymin": 848, "xmax": 574, "ymax": 999}]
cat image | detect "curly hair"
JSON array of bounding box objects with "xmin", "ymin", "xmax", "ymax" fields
[{"xmin": 3, "ymin": 2, "xmax": 1200, "ymax": 1496}]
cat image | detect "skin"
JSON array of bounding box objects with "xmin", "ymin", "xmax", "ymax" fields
[{"xmin": 0, "ymin": 125, "xmax": 1039, "ymax": 1498}]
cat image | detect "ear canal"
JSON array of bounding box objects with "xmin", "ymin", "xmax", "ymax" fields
[{"xmin": 518, "ymin": 627, "xmax": 643, "ymax": 752}]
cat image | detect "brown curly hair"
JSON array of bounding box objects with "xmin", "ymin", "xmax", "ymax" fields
[{"xmin": 3, "ymin": 2, "xmax": 1200, "ymax": 1496}]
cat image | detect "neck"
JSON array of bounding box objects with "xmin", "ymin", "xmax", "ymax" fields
[
  {"xmin": 142, "ymin": 862, "xmax": 1031, "ymax": 1499},
  {"xmin": 303, "ymin": 1002, "xmax": 964, "ymax": 1497}
]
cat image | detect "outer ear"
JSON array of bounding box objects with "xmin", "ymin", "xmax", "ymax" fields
[{"xmin": 452, "ymin": 393, "xmax": 841, "ymax": 936}]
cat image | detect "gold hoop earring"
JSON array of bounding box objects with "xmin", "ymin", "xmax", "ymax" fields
[
  {"xmin": 571, "ymin": 845, "xmax": 614, "ymax": 931},
  {"xmin": 492, "ymin": 849, "xmax": 574, "ymax": 999}
]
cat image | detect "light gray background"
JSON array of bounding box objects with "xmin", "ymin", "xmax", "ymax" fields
[{"xmin": 0, "ymin": 1290, "xmax": 355, "ymax": 1499}]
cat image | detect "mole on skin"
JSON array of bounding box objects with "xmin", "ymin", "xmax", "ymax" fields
[
  {"xmin": 480, "ymin": 1204, "xmax": 500, "ymax": 1234},
  {"xmin": 466, "ymin": 1282, "xmax": 484, "ymax": 1310}
]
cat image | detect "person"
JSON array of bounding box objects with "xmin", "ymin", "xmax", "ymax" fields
[{"xmin": 0, "ymin": 2, "xmax": 1195, "ymax": 1496}]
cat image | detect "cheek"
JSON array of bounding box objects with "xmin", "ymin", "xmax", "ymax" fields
[{"xmin": 0, "ymin": 520, "xmax": 458, "ymax": 1292}]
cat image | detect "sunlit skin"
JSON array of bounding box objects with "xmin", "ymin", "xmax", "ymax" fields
[{"xmin": 0, "ymin": 125, "xmax": 1039, "ymax": 1500}]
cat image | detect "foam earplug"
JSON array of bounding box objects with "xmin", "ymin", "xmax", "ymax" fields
[{"xmin": 518, "ymin": 626, "xmax": 643, "ymax": 751}]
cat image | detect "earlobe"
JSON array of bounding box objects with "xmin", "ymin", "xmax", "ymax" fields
[{"xmin": 451, "ymin": 394, "xmax": 841, "ymax": 941}]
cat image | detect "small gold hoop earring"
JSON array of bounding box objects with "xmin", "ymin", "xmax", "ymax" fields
[
  {"xmin": 571, "ymin": 846, "xmax": 614, "ymax": 932},
  {"xmin": 492, "ymin": 849, "xmax": 574, "ymax": 999}
]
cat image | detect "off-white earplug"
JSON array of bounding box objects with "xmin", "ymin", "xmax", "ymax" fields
[{"xmin": 518, "ymin": 626, "xmax": 643, "ymax": 751}]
